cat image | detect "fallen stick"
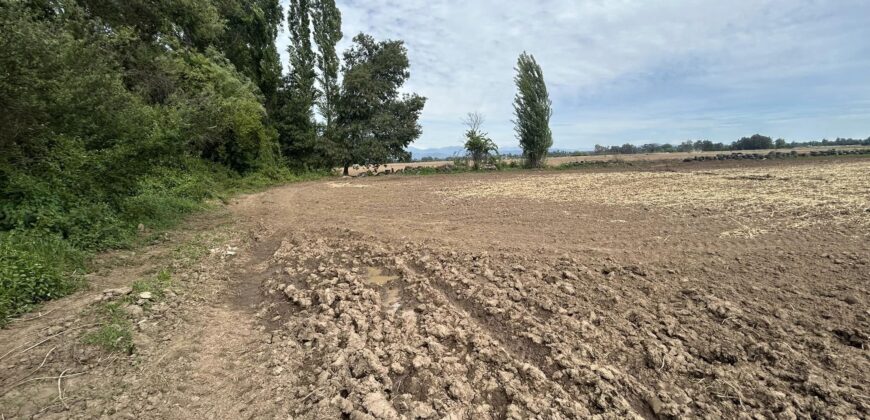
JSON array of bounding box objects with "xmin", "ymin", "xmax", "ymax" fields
[
  {"xmin": 0, "ymin": 372, "xmax": 86, "ymax": 397},
  {"xmin": 9, "ymin": 309, "xmax": 56, "ymax": 323},
  {"xmin": 0, "ymin": 323, "xmax": 102, "ymax": 362},
  {"xmin": 27, "ymin": 346, "xmax": 57, "ymax": 378},
  {"xmin": 57, "ymin": 369, "xmax": 70, "ymax": 409}
]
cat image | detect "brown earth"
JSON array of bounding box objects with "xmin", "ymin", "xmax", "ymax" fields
[{"xmin": 1, "ymin": 157, "xmax": 869, "ymax": 419}]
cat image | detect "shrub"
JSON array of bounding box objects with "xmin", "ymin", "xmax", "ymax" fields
[
  {"xmin": 463, "ymin": 113, "xmax": 499, "ymax": 170},
  {"xmin": 0, "ymin": 231, "xmax": 84, "ymax": 324}
]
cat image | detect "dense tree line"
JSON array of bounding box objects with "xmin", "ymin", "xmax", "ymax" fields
[{"xmin": 0, "ymin": 0, "xmax": 424, "ymax": 322}]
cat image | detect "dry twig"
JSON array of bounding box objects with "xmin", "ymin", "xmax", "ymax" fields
[
  {"xmin": 0, "ymin": 372, "xmax": 86, "ymax": 397},
  {"xmin": 57, "ymin": 369, "xmax": 70, "ymax": 409},
  {"xmin": 10, "ymin": 309, "xmax": 56, "ymax": 323},
  {"xmin": 0, "ymin": 323, "xmax": 102, "ymax": 362}
]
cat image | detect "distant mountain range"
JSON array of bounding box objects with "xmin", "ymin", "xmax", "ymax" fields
[
  {"xmin": 408, "ymin": 145, "xmax": 524, "ymax": 160},
  {"xmin": 408, "ymin": 145, "xmax": 591, "ymax": 160}
]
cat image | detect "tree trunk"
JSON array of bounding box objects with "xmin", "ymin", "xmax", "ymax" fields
[{"xmin": 343, "ymin": 163, "xmax": 350, "ymax": 176}]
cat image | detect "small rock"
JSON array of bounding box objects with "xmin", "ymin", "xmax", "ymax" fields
[
  {"xmin": 410, "ymin": 402, "xmax": 435, "ymax": 419},
  {"xmin": 122, "ymin": 304, "xmax": 144, "ymax": 317},
  {"xmin": 390, "ymin": 362, "xmax": 404, "ymax": 375},
  {"xmin": 337, "ymin": 397, "xmax": 354, "ymax": 413},
  {"xmin": 412, "ymin": 355, "xmax": 431, "ymax": 369},
  {"xmin": 363, "ymin": 392, "xmax": 398, "ymax": 419},
  {"xmin": 102, "ymin": 287, "xmax": 133, "ymax": 298},
  {"xmin": 138, "ymin": 291, "xmax": 153, "ymax": 300},
  {"xmin": 561, "ymin": 271, "xmax": 578, "ymax": 281},
  {"xmin": 447, "ymin": 381, "xmax": 473, "ymax": 402},
  {"xmin": 430, "ymin": 324, "xmax": 451, "ymax": 338}
]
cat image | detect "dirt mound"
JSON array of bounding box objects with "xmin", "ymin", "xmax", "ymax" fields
[{"xmin": 248, "ymin": 227, "xmax": 868, "ymax": 418}]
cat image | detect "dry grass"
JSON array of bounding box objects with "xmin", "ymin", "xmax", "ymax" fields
[{"xmin": 440, "ymin": 161, "xmax": 870, "ymax": 235}]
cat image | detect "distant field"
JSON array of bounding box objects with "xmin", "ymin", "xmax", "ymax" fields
[{"xmin": 344, "ymin": 145, "xmax": 870, "ymax": 176}]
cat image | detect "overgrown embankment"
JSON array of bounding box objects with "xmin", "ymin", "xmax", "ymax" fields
[{"xmin": 0, "ymin": 1, "xmax": 321, "ymax": 323}]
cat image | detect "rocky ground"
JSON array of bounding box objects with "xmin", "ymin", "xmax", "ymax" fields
[{"xmin": 1, "ymin": 157, "xmax": 868, "ymax": 419}]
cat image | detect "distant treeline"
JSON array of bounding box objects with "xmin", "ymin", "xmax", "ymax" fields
[
  {"xmin": 455, "ymin": 135, "xmax": 870, "ymax": 161},
  {"xmin": 591, "ymin": 135, "xmax": 870, "ymax": 155}
]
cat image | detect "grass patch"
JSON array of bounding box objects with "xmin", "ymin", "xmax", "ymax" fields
[
  {"xmin": 83, "ymin": 303, "xmax": 134, "ymax": 354},
  {"xmin": 130, "ymin": 270, "xmax": 173, "ymax": 305},
  {"xmin": 85, "ymin": 270, "xmax": 173, "ymax": 354},
  {"xmin": 1, "ymin": 163, "xmax": 328, "ymax": 325}
]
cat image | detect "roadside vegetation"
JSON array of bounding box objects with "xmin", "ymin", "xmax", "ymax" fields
[{"xmin": 0, "ymin": 0, "xmax": 424, "ymax": 323}]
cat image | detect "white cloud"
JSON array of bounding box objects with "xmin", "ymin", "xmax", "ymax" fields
[{"xmin": 278, "ymin": 0, "xmax": 870, "ymax": 149}]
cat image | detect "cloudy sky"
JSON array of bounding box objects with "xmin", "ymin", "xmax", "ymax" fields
[{"xmin": 277, "ymin": 0, "xmax": 870, "ymax": 150}]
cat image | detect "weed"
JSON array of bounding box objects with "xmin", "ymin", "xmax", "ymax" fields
[
  {"xmin": 83, "ymin": 303, "xmax": 134, "ymax": 354},
  {"xmin": 130, "ymin": 270, "xmax": 173, "ymax": 304}
]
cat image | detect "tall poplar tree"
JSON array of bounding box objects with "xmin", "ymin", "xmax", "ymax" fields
[
  {"xmin": 217, "ymin": 0, "xmax": 284, "ymax": 113},
  {"xmin": 513, "ymin": 52, "xmax": 552, "ymax": 168},
  {"xmin": 312, "ymin": 0, "xmax": 342, "ymax": 130},
  {"xmin": 278, "ymin": 0, "xmax": 318, "ymax": 164}
]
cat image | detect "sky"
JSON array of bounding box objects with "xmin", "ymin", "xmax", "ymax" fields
[{"xmin": 277, "ymin": 0, "xmax": 870, "ymax": 150}]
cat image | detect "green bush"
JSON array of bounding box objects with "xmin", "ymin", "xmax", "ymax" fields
[{"xmin": 0, "ymin": 231, "xmax": 84, "ymax": 324}]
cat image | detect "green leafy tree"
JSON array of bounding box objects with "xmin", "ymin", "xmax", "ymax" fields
[
  {"xmin": 513, "ymin": 52, "xmax": 552, "ymax": 168},
  {"xmin": 73, "ymin": 0, "xmax": 225, "ymax": 49},
  {"xmin": 336, "ymin": 33, "xmax": 426, "ymax": 175},
  {"xmin": 216, "ymin": 0, "xmax": 284, "ymax": 112},
  {"xmin": 676, "ymin": 140, "xmax": 695, "ymax": 152},
  {"xmin": 463, "ymin": 113, "xmax": 498, "ymax": 170},
  {"xmin": 733, "ymin": 134, "xmax": 774, "ymax": 150}
]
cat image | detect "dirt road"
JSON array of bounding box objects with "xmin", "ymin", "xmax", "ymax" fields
[{"xmin": 2, "ymin": 157, "xmax": 868, "ymax": 419}]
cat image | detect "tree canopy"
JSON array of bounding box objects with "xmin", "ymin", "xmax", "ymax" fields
[{"xmin": 335, "ymin": 34, "xmax": 426, "ymax": 174}]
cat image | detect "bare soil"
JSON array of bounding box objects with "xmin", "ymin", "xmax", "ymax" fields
[{"xmin": 2, "ymin": 157, "xmax": 868, "ymax": 419}]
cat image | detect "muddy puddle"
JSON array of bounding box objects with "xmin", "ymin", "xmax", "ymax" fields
[{"xmin": 365, "ymin": 266, "xmax": 403, "ymax": 313}]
